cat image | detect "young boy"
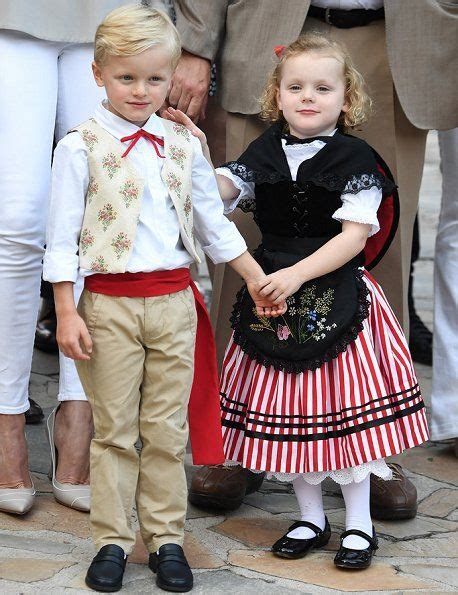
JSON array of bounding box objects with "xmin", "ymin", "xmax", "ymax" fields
[{"xmin": 43, "ymin": 5, "xmax": 280, "ymax": 592}]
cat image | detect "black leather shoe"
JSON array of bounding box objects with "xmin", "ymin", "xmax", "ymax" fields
[
  {"xmin": 25, "ymin": 399, "xmax": 44, "ymax": 425},
  {"xmin": 149, "ymin": 544, "xmax": 193, "ymax": 592},
  {"xmin": 272, "ymin": 518, "xmax": 331, "ymax": 559},
  {"xmin": 34, "ymin": 300, "xmax": 59, "ymax": 354},
  {"xmin": 409, "ymin": 310, "xmax": 432, "ymax": 366},
  {"xmin": 85, "ymin": 544, "xmax": 127, "ymax": 592},
  {"xmin": 334, "ymin": 528, "xmax": 378, "ymax": 570}
]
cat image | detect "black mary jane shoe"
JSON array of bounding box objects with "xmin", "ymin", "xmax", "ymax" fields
[
  {"xmin": 149, "ymin": 544, "xmax": 193, "ymax": 592},
  {"xmin": 85, "ymin": 544, "xmax": 127, "ymax": 592},
  {"xmin": 334, "ymin": 527, "xmax": 378, "ymax": 570},
  {"xmin": 272, "ymin": 518, "xmax": 331, "ymax": 559}
]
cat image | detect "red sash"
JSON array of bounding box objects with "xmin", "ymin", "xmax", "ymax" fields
[{"xmin": 84, "ymin": 269, "xmax": 224, "ymax": 465}]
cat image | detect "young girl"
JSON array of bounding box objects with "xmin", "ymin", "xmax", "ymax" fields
[{"xmin": 167, "ymin": 33, "xmax": 428, "ymax": 570}]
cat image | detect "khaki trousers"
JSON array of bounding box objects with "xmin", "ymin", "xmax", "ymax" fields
[
  {"xmin": 210, "ymin": 18, "xmax": 427, "ymax": 366},
  {"xmin": 76, "ymin": 287, "xmax": 197, "ymax": 553}
]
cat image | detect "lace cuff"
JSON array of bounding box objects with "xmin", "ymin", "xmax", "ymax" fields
[
  {"xmin": 332, "ymin": 186, "xmax": 382, "ymax": 237},
  {"xmin": 333, "ymin": 210, "xmax": 380, "ymax": 236}
]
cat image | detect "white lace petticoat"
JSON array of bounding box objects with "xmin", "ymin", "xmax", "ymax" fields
[{"xmin": 224, "ymin": 458, "xmax": 392, "ymax": 485}]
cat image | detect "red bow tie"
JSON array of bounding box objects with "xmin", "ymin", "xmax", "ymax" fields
[{"xmin": 120, "ymin": 128, "xmax": 165, "ymax": 159}]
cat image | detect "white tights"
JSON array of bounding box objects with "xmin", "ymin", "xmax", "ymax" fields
[{"xmin": 287, "ymin": 475, "xmax": 373, "ymax": 549}]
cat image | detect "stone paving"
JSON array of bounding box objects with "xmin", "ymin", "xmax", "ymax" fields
[{"xmin": 0, "ymin": 132, "xmax": 457, "ymax": 593}]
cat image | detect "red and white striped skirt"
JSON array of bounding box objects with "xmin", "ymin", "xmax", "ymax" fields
[{"xmin": 220, "ymin": 271, "xmax": 429, "ymax": 474}]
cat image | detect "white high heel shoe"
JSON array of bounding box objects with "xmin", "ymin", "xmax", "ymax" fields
[
  {"xmin": 0, "ymin": 478, "xmax": 35, "ymax": 515},
  {"xmin": 46, "ymin": 406, "xmax": 90, "ymax": 512}
]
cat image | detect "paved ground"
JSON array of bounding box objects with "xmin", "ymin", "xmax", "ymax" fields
[{"xmin": 1, "ymin": 132, "xmax": 457, "ymax": 593}]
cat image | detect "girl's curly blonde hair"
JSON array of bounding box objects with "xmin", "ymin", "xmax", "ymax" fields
[{"xmin": 260, "ymin": 33, "xmax": 371, "ymax": 131}]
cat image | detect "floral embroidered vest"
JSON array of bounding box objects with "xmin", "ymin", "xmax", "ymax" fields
[{"xmin": 72, "ymin": 117, "xmax": 199, "ymax": 273}]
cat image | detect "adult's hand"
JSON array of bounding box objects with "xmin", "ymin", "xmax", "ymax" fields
[{"xmin": 167, "ymin": 50, "xmax": 211, "ymax": 122}]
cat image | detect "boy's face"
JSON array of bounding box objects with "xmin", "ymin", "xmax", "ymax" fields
[
  {"xmin": 93, "ymin": 45, "xmax": 174, "ymax": 127},
  {"xmin": 276, "ymin": 52, "xmax": 348, "ymax": 138}
]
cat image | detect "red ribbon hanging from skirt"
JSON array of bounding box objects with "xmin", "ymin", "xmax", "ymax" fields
[{"xmin": 84, "ymin": 269, "xmax": 225, "ymax": 465}]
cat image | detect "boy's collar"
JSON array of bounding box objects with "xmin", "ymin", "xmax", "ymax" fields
[{"xmin": 94, "ymin": 101, "xmax": 165, "ymax": 141}]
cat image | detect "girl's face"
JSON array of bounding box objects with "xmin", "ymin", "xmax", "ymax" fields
[
  {"xmin": 92, "ymin": 45, "xmax": 173, "ymax": 127},
  {"xmin": 276, "ymin": 51, "xmax": 349, "ymax": 138}
]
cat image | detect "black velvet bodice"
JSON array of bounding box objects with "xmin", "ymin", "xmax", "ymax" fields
[{"xmin": 250, "ymin": 178, "xmax": 343, "ymax": 238}]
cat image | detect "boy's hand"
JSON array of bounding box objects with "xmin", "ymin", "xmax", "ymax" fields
[
  {"xmin": 57, "ymin": 312, "xmax": 93, "ymax": 361},
  {"xmin": 259, "ymin": 266, "xmax": 303, "ymax": 305},
  {"xmin": 247, "ymin": 278, "xmax": 287, "ymax": 318}
]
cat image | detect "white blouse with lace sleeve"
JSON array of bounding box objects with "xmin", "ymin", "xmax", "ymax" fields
[
  {"xmin": 216, "ymin": 166, "xmax": 255, "ymax": 214},
  {"xmin": 332, "ymin": 184, "xmax": 382, "ymax": 237}
]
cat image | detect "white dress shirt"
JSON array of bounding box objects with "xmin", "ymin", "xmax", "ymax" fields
[
  {"xmin": 218, "ymin": 130, "xmax": 382, "ymax": 237},
  {"xmin": 43, "ymin": 102, "xmax": 247, "ymax": 283}
]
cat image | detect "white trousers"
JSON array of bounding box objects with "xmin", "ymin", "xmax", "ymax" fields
[
  {"xmin": 431, "ymin": 128, "xmax": 458, "ymax": 440},
  {"xmin": 0, "ymin": 30, "xmax": 104, "ymax": 414}
]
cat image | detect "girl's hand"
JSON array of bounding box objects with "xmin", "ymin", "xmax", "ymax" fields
[
  {"xmin": 259, "ymin": 266, "xmax": 304, "ymax": 304},
  {"xmin": 247, "ymin": 278, "xmax": 288, "ymax": 317},
  {"xmin": 161, "ymin": 107, "xmax": 208, "ymax": 153},
  {"xmin": 56, "ymin": 312, "xmax": 93, "ymax": 361}
]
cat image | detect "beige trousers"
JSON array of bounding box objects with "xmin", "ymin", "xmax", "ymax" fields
[
  {"xmin": 76, "ymin": 287, "xmax": 197, "ymax": 554},
  {"xmin": 210, "ymin": 18, "xmax": 427, "ymax": 366}
]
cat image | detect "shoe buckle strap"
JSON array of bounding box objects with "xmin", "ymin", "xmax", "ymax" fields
[
  {"xmin": 289, "ymin": 520, "xmax": 324, "ymax": 535},
  {"xmin": 340, "ymin": 529, "xmax": 378, "ymax": 549}
]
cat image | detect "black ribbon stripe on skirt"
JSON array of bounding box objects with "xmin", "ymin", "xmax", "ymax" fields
[{"xmin": 221, "ymin": 385, "xmax": 422, "ymax": 430}]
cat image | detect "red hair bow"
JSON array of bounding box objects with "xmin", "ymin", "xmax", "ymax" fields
[{"xmin": 274, "ymin": 45, "xmax": 286, "ymax": 58}]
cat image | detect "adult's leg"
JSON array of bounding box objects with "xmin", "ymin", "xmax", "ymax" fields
[
  {"xmin": 431, "ymin": 128, "xmax": 458, "ymax": 441},
  {"xmin": 408, "ymin": 215, "xmax": 433, "ymax": 365},
  {"xmin": 210, "ymin": 113, "xmax": 267, "ymax": 366},
  {"xmin": 137, "ymin": 288, "xmax": 197, "ymax": 551},
  {"xmin": 199, "ymin": 96, "xmax": 227, "ymax": 285},
  {"xmin": 303, "ymin": 17, "xmax": 427, "ymax": 329},
  {"xmin": 189, "ymin": 114, "xmax": 268, "ymax": 509},
  {"xmin": 0, "ymin": 30, "xmax": 61, "ymax": 487},
  {"xmin": 52, "ymin": 42, "xmax": 105, "ymax": 485}
]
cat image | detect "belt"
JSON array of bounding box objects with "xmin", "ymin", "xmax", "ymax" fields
[{"xmin": 308, "ymin": 5, "xmax": 384, "ymax": 28}]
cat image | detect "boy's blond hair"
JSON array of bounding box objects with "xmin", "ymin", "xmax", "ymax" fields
[
  {"xmin": 260, "ymin": 33, "xmax": 372, "ymax": 131},
  {"xmin": 94, "ymin": 4, "xmax": 181, "ymax": 68}
]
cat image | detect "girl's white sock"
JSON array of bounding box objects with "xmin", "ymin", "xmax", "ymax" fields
[
  {"xmin": 287, "ymin": 478, "xmax": 326, "ymax": 540},
  {"xmin": 340, "ymin": 475, "xmax": 374, "ymax": 550}
]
